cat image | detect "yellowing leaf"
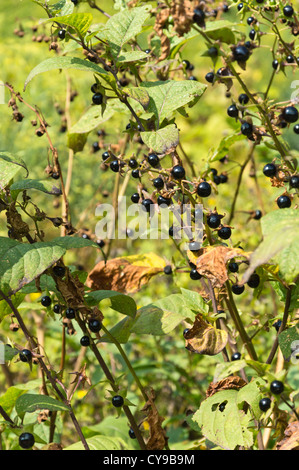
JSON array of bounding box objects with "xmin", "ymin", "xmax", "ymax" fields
[{"xmin": 184, "ymin": 314, "xmax": 228, "ymax": 356}]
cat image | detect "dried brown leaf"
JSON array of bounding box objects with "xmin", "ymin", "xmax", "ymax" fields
[
  {"xmin": 141, "ymin": 388, "xmax": 168, "ymax": 450},
  {"xmin": 276, "ymin": 421, "xmax": 299, "ymax": 450},
  {"xmin": 184, "ymin": 314, "xmax": 228, "ymax": 356},
  {"xmin": 206, "ymin": 376, "xmax": 247, "ymax": 398}
]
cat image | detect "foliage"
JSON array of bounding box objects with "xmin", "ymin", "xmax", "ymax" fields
[{"xmin": 0, "ymin": 0, "xmax": 298, "ymax": 452}]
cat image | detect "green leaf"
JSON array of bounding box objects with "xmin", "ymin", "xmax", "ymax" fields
[
  {"xmin": 69, "ymin": 101, "xmax": 126, "ymax": 135},
  {"xmin": 122, "ymin": 86, "xmax": 150, "ymax": 110},
  {"xmin": 24, "ymin": 56, "xmax": 108, "ymax": 90},
  {"xmin": 117, "ymin": 51, "xmax": 148, "ymax": 63},
  {"xmin": 10, "ymin": 179, "xmax": 62, "ymax": 197},
  {"xmin": 140, "ymin": 79, "xmax": 206, "ymax": 126},
  {"xmin": 0, "ymin": 292, "xmax": 26, "ymax": 322},
  {"xmin": 15, "ymin": 394, "xmax": 69, "ymax": 416},
  {"xmin": 209, "ymin": 133, "xmax": 246, "ymax": 162},
  {"xmin": 0, "ymin": 242, "xmax": 66, "ymax": 296},
  {"xmin": 97, "ymin": 316, "xmax": 135, "ymax": 344},
  {"xmin": 204, "ymin": 20, "xmax": 237, "ymax": 44},
  {"xmin": 3, "ymin": 345, "xmax": 19, "ymax": 361},
  {"xmin": 243, "ymin": 209, "xmax": 299, "ymax": 284},
  {"xmin": 44, "ymin": 13, "xmax": 93, "ymax": 37},
  {"xmin": 85, "ymin": 290, "xmax": 137, "ymax": 318},
  {"xmin": 130, "ymin": 291, "xmax": 206, "ymax": 336},
  {"xmin": 67, "ymin": 132, "xmax": 89, "ymax": 153},
  {"xmin": 0, "ymin": 152, "xmax": 28, "ymax": 190},
  {"xmin": 103, "ymin": 5, "xmax": 151, "ymax": 58},
  {"xmin": 141, "ymin": 124, "xmax": 179, "ymax": 154},
  {"xmin": 64, "ymin": 435, "xmax": 127, "ymax": 450},
  {"xmin": 192, "ymin": 379, "xmax": 264, "ymax": 449}
]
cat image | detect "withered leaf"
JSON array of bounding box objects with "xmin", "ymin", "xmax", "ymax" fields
[
  {"xmin": 86, "ymin": 253, "xmax": 165, "ymax": 294},
  {"xmin": 206, "ymin": 376, "xmax": 247, "ymax": 398},
  {"xmin": 184, "ymin": 314, "xmax": 228, "ymax": 356},
  {"xmin": 141, "ymin": 388, "xmax": 168, "ymax": 450},
  {"xmin": 188, "ymin": 246, "xmax": 249, "ymax": 288},
  {"xmin": 276, "ymin": 421, "xmax": 299, "ymax": 450}
]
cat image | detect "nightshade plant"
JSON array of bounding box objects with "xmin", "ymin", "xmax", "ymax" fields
[{"xmin": 0, "ymin": 0, "xmax": 298, "ymax": 451}]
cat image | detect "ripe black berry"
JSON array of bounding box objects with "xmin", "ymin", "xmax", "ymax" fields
[
  {"xmin": 131, "ymin": 169, "xmax": 140, "ymax": 178},
  {"xmin": 218, "ymin": 226, "xmax": 231, "ymax": 240},
  {"xmin": 188, "ymin": 241, "xmax": 201, "ymax": 252},
  {"xmin": 128, "ymin": 158, "xmax": 138, "ymax": 169},
  {"xmin": 282, "ymin": 106, "xmax": 298, "ymax": 123},
  {"xmin": 231, "ymin": 352, "xmax": 241, "ymax": 361},
  {"xmin": 190, "ymin": 268, "xmax": 202, "ymax": 280},
  {"xmin": 231, "ymin": 284, "xmax": 245, "ymax": 295},
  {"xmin": 263, "ymin": 163, "xmax": 276, "ymax": 177},
  {"xmin": 164, "ymin": 265, "xmax": 172, "ymax": 275},
  {"xmin": 247, "ymin": 273, "xmax": 260, "ymax": 288},
  {"xmin": 129, "ymin": 428, "xmax": 136, "ymax": 439},
  {"xmin": 270, "ymin": 380, "xmax": 284, "ymax": 395},
  {"xmin": 53, "ymin": 304, "xmax": 62, "ymax": 314},
  {"xmin": 272, "ymin": 59, "xmax": 279, "ymax": 70},
  {"xmin": 228, "ymin": 262, "xmax": 239, "ymax": 273},
  {"xmin": 157, "ymin": 195, "xmax": 171, "ymax": 207},
  {"xmin": 273, "ymin": 319, "xmax": 282, "ymax": 332},
  {"xmin": 283, "ymin": 5, "xmax": 294, "ymax": 17},
  {"xmin": 238, "ymin": 93, "xmax": 249, "ymax": 105},
  {"xmin": 249, "ymin": 29, "xmax": 256, "ymax": 41},
  {"xmin": 294, "ymin": 124, "xmax": 299, "ymax": 134},
  {"xmin": 19, "ymin": 432, "xmax": 35, "ymax": 449},
  {"xmin": 290, "ymin": 175, "xmax": 299, "ymax": 188},
  {"xmin": 65, "ymin": 308, "xmax": 76, "ymax": 319},
  {"xmin": 241, "ymin": 122, "xmax": 253, "ymax": 137},
  {"xmin": 53, "ymin": 265, "xmax": 66, "ymax": 278},
  {"xmin": 247, "ymin": 16, "xmax": 255, "ymax": 26},
  {"xmin": 110, "ymin": 160, "xmax": 120, "ymax": 172},
  {"xmin": 92, "ymin": 93, "xmax": 103, "ymax": 105},
  {"xmin": 147, "ymin": 153, "xmax": 160, "ymax": 168},
  {"xmin": 207, "ymin": 213, "xmax": 221, "ymax": 229},
  {"xmin": 253, "ymin": 210, "xmax": 262, "ymax": 220},
  {"xmin": 80, "ymin": 336, "xmax": 90, "ymax": 347},
  {"xmin": 259, "ymin": 397, "xmax": 271, "ymax": 412},
  {"xmin": 41, "ymin": 296, "xmax": 51, "ymax": 307},
  {"xmin": 286, "ymin": 55, "xmax": 295, "ymax": 63},
  {"xmin": 219, "ymin": 173, "xmax": 228, "ymax": 183},
  {"xmin": 197, "ymin": 181, "xmax": 211, "ymax": 197},
  {"xmin": 205, "ymin": 72, "xmax": 215, "ymax": 83},
  {"xmin": 171, "ymin": 165, "xmax": 185, "ymax": 180},
  {"xmin": 112, "ymin": 395, "xmax": 124, "ymax": 408},
  {"xmin": 277, "ymin": 195, "xmax": 291, "ymax": 208},
  {"xmin": 153, "ymin": 177, "xmax": 164, "ymax": 190},
  {"xmin": 102, "ymin": 151, "xmax": 110, "ymax": 161},
  {"xmin": 58, "ymin": 29, "xmax": 66, "ymax": 40},
  {"xmin": 131, "ymin": 193, "xmax": 140, "ymax": 204},
  {"xmin": 193, "ymin": 7, "xmax": 205, "ymax": 25},
  {"xmin": 142, "ymin": 198, "xmax": 154, "ymax": 213},
  {"xmin": 19, "ymin": 349, "xmax": 32, "ymax": 363},
  {"xmin": 233, "ymin": 45, "xmax": 250, "ymax": 62},
  {"xmin": 88, "ymin": 319, "xmax": 102, "ymax": 333},
  {"xmin": 227, "ymin": 104, "xmax": 239, "ymax": 118}
]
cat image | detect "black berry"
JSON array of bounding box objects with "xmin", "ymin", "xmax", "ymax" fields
[
  {"xmin": 110, "ymin": 160, "xmax": 120, "ymax": 172},
  {"xmin": 41, "ymin": 296, "xmax": 51, "ymax": 307},
  {"xmin": 231, "ymin": 351, "xmax": 241, "ymax": 361},
  {"xmin": 272, "ymin": 59, "xmax": 279, "ymax": 70},
  {"xmin": 164, "ymin": 265, "xmax": 173, "ymax": 275},
  {"xmin": 197, "ymin": 181, "xmax": 211, "ymax": 197},
  {"xmin": 58, "ymin": 29, "xmax": 66, "ymax": 40},
  {"xmin": 112, "ymin": 395, "xmax": 124, "ymax": 408},
  {"xmin": 259, "ymin": 397, "xmax": 271, "ymax": 412},
  {"xmin": 241, "ymin": 122, "xmax": 253, "ymax": 137},
  {"xmin": 141, "ymin": 198, "xmax": 154, "ymax": 213},
  {"xmin": 231, "ymin": 284, "xmax": 245, "ymax": 295},
  {"xmin": 282, "ymin": 106, "xmax": 298, "ymax": 123},
  {"xmin": 228, "ymin": 262, "xmax": 239, "ymax": 273},
  {"xmin": 190, "ymin": 268, "xmax": 202, "ymax": 280},
  {"xmin": 171, "ymin": 165, "xmax": 186, "ymax": 180},
  {"xmin": 247, "ymin": 273, "xmax": 260, "ymax": 288},
  {"xmin": 53, "ymin": 265, "xmax": 66, "ymax": 278},
  {"xmin": 263, "ymin": 163, "xmax": 276, "ymax": 177},
  {"xmin": 193, "ymin": 7, "xmax": 205, "ymax": 25},
  {"xmin": 270, "ymin": 380, "xmax": 284, "ymax": 395},
  {"xmin": 207, "ymin": 213, "xmax": 221, "ymax": 228},
  {"xmin": 205, "ymin": 72, "xmax": 215, "ymax": 83},
  {"xmin": 65, "ymin": 308, "xmax": 76, "ymax": 319},
  {"xmin": 53, "ymin": 304, "xmax": 62, "ymax": 314},
  {"xmin": 129, "ymin": 428, "xmax": 136, "ymax": 439},
  {"xmin": 147, "ymin": 153, "xmax": 160, "ymax": 168},
  {"xmin": 88, "ymin": 319, "xmax": 102, "ymax": 333},
  {"xmin": 153, "ymin": 177, "xmax": 164, "ymax": 190},
  {"xmin": 102, "ymin": 151, "xmax": 110, "ymax": 161},
  {"xmin": 92, "ymin": 93, "xmax": 103, "ymax": 105},
  {"xmin": 283, "ymin": 5, "xmax": 294, "ymax": 17},
  {"xmin": 253, "ymin": 210, "xmax": 262, "ymax": 220},
  {"xmin": 227, "ymin": 104, "xmax": 239, "ymax": 118},
  {"xmin": 218, "ymin": 226, "xmax": 231, "ymax": 239},
  {"xmin": 131, "ymin": 193, "xmax": 140, "ymax": 204},
  {"xmin": 80, "ymin": 336, "xmax": 90, "ymax": 347},
  {"xmin": 19, "ymin": 349, "xmax": 32, "ymax": 363},
  {"xmin": 233, "ymin": 45, "xmax": 250, "ymax": 62},
  {"xmin": 277, "ymin": 195, "xmax": 291, "ymax": 208},
  {"xmin": 157, "ymin": 195, "xmax": 171, "ymax": 207},
  {"xmin": 290, "ymin": 175, "xmax": 299, "ymax": 188},
  {"xmin": 238, "ymin": 93, "xmax": 249, "ymax": 105},
  {"xmin": 128, "ymin": 158, "xmax": 138, "ymax": 169},
  {"xmin": 294, "ymin": 124, "xmax": 299, "ymax": 134},
  {"xmin": 19, "ymin": 432, "xmax": 35, "ymax": 449}
]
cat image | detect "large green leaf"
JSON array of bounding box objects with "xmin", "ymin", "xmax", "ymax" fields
[
  {"xmin": 141, "ymin": 124, "xmax": 179, "ymax": 154},
  {"xmin": 0, "ymin": 242, "xmax": 66, "ymax": 296},
  {"xmin": 0, "ymin": 152, "xmax": 28, "ymax": 190},
  {"xmin": 24, "ymin": 56, "xmax": 108, "ymax": 90},
  {"xmin": 15, "ymin": 394, "xmax": 69, "ymax": 416},
  {"xmin": 44, "ymin": 12, "xmax": 93, "ymax": 37},
  {"xmin": 140, "ymin": 79, "xmax": 206, "ymax": 126},
  {"xmin": 64, "ymin": 435, "xmax": 127, "ymax": 451},
  {"xmin": 130, "ymin": 289, "xmax": 207, "ymax": 336},
  {"xmin": 209, "ymin": 133, "xmax": 246, "ymax": 162},
  {"xmin": 204, "ymin": 20, "xmax": 237, "ymax": 44},
  {"xmin": 69, "ymin": 101, "xmax": 126, "ymax": 135},
  {"xmin": 192, "ymin": 379, "xmax": 264, "ymax": 450},
  {"xmin": 103, "ymin": 5, "xmax": 151, "ymax": 58},
  {"xmin": 10, "ymin": 179, "xmax": 62, "ymax": 197},
  {"xmin": 243, "ymin": 209, "xmax": 299, "ymax": 284},
  {"xmin": 85, "ymin": 290, "xmax": 137, "ymax": 318}
]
